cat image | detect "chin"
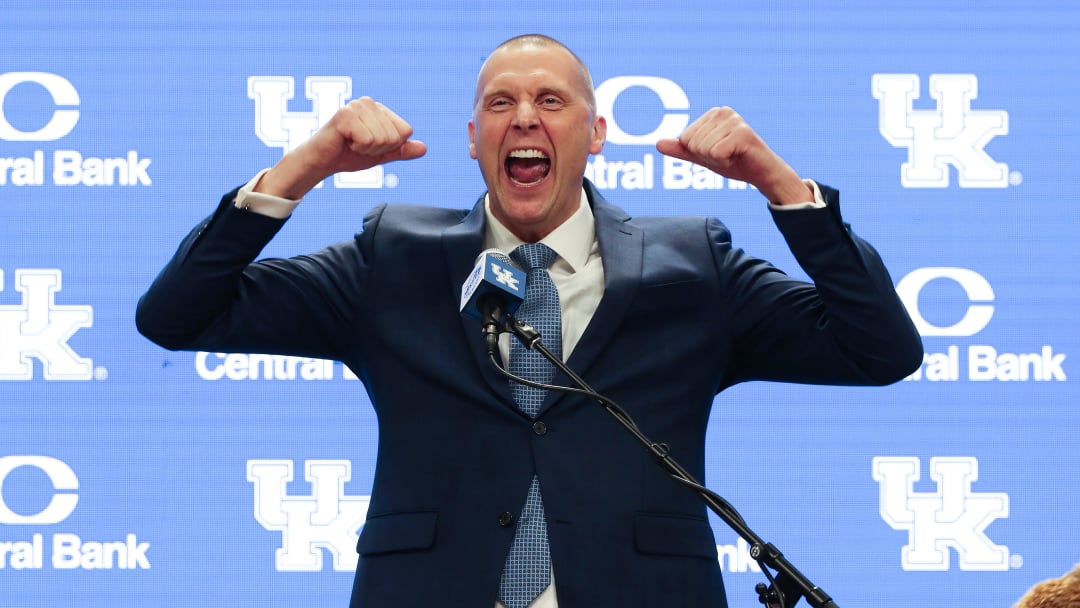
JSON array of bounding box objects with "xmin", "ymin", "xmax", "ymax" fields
[{"xmin": 496, "ymin": 183, "xmax": 550, "ymax": 211}]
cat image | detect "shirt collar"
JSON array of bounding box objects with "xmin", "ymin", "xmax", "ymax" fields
[{"xmin": 482, "ymin": 189, "xmax": 595, "ymax": 273}]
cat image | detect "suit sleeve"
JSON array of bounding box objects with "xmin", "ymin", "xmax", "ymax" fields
[
  {"xmin": 135, "ymin": 187, "xmax": 383, "ymax": 361},
  {"xmin": 715, "ymin": 184, "xmax": 923, "ymax": 387}
]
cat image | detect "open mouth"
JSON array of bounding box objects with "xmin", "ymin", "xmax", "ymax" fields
[{"xmin": 505, "ymin": 149, "xmax": 550, "ymax": 186}]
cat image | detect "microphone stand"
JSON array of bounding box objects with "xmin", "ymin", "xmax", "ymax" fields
[{"xmin": 503, "ymin": 316, "xmax": 838, "ymax": 608}]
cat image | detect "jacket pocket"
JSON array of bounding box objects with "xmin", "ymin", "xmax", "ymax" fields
[
  {"xmin": 633, "ymin": 512, "xmax": 717, "ymax": 559},
  {"xmin": 355, "ymin": 510, "xmax": 438, "ymax": 556}
]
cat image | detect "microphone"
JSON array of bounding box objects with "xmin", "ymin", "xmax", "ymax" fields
[{"xmin": 460, "ymin": 248, "xmax": 525, "ymax": 355}]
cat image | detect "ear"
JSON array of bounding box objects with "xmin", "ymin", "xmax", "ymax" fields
[
  {"xmin": 467, "ymin": 119, "xmax": 477, "ymax": 159},
  {"xmin": 589, "ymin": 115, "xmax": 606, "ymax": 155}
]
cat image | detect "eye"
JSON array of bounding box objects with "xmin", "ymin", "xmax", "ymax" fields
[
  {"xmin": 540, "ymin": 96, "xmax": 561, "ymax": 106},
  {"xmin": 488, "ymin": 98, "xmax": 512, "ymax": 110}
]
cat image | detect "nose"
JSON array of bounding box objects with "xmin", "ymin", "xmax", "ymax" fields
[{"xmin": 511, "ymin": 102, "xmax": 539, "ymax": 129}]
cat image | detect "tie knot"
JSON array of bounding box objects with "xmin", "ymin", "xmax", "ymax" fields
[{"xmin": 511, "ymin": 242, "xmax": 558, "ymax": 271}]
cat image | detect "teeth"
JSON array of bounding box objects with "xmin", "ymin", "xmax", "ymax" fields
[{"xmin": 508, "ymin": 149, "xmax": 548, "ymax": 159}]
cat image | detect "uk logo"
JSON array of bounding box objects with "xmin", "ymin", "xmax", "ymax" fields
[
  {"xmin": 872, "ymin": 456, "xmax": 1010, "ymax": 571},
  {"xmin": 247, "ymin": 76, "xmax": 389, "ymax": 189},
  {"xmin": 247, "ymin": 459, "xmax": 370, "ymax": 572},
  {"xmin": 0, "ymin": 269, "xmax": 93, "ymax": 381},
  {"xmin": 872, "ymin": 74, "xmax": 1009, "ymax": 188},
  {"xmin": 491, "ymin": 264, "xmax": 520, "ymax": 290}
]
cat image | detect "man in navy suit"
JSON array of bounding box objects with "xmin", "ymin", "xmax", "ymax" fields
[{"xmin": 137, "ymin": 34, "xmax": 922, "ymax": 607}]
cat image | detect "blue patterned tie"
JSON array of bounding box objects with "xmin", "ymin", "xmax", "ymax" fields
[{"xmin": 499, "ymin": 243, "xmax": 560, "ymax": 608}]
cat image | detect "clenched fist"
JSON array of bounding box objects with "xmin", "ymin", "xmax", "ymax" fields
[
  {"xmin": 655, "ymin": 107, "xmax": 811, "ymax": 205},
  {"xmin": 256, "ymin": 96, "xmax": 426, "ymax": 200}
]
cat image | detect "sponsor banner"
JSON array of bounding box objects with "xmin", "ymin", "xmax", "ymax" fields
[
  {"xmin": 0, "ymin": 73, "xmax": 153, "ymax": 187},
  {"xmin": 0, "ymin": 456, "xmax": 150, "ymax": 571},
  {"xmin": 897, "ymin": 268, "xmax": 1067, "ymax": 382}
]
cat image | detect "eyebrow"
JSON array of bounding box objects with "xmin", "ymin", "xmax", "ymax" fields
[{"xmin": 481, "ymin": 83, "xmax": 574, "ymax": 103}]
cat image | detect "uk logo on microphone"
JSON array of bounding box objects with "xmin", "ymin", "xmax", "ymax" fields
[
  {"xmin": 460, "ymin": 250, "xmax": 525, "ymax": 320},
  {"xmin": 491, "ymin": 264, "xmax": 520, "ymax": 290},
  {"xmin": 872, "ymin": 456, "xmax": 1012, "ymax": 571}
]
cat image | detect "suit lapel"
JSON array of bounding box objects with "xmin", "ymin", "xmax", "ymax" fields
[
  {"xmin": 540, "ymin": 183, "xmax": 642, "ymax": 415},
  {"xmin": 441, "ymin": 194, "xmax": 521, "ymax": 411}
]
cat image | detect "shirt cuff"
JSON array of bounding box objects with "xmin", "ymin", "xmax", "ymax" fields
[
  {"xmin": 767, "ymin": 179, "xmax": 826, "ymax": 211},
  {"xmin": 233, "ymin": 168, "xmax": 302, "ymax": 219}
]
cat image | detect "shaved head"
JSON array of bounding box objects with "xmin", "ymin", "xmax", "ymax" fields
[
  {"xmin": 467, "ymin": 33, "xmax": 607, "ymax": 241},
  {"xmin": 475, "ymin": 34, "xmax": 596, "ymax": 113}
]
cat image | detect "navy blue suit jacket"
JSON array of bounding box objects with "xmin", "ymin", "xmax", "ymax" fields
[{"xmin": 137, "ymin": 180, "xmax": 921, "ymax": 607}]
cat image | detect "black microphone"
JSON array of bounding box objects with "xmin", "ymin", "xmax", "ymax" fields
[{"xmin": 460, "ymin": 248, "xmax": 525, "ymax": 355}]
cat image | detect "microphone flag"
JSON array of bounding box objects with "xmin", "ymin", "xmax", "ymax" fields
[{"xmin": 460, "ymin": 248, "xmax": 525, "ymax": 321}]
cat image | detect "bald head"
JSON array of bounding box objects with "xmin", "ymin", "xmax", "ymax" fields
[{"xmin": 474, "ymin": 34, "xmax": 597, "ymax": 114}]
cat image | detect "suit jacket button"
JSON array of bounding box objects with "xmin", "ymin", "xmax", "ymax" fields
[
  {"xmin": 532, "ymin": 421, "xmax": 547, "ymax": 436},
  {"xmin": 497, "ymin": 512, "xmax": 515, "ymax": 527}
]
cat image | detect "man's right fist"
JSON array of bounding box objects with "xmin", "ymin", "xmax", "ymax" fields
[
  {"xmin": 256, "ymin": 96, "xmax": 426, "ymax": 200},
  {"xmin": 309, "ymin": 96, "xmax": 427, "ymax": 175}
]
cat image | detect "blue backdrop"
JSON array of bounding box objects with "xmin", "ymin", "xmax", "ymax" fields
[{"xmin": 2, "ymin": 1, "xmax": 1077, "ymax": 606}]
